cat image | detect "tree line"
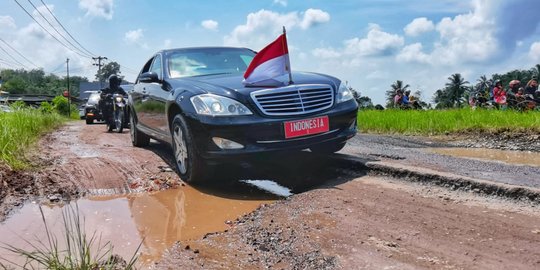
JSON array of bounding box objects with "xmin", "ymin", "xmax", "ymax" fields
[
  {"xmin": 0, "ymin": 62, "xmax": 122, "ymax": 97},
  {"xmin": 353, "ymin": 64, "xmax": 540, "ymax": 109}
]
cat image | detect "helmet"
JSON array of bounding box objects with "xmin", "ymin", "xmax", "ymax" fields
[
  {"xmin": 509, "ymin": 80, "xmax": 520, "ymax": 87},
  {"xmin": 108, "ymin": 74, "xmax": 120, "ymax": 87},
  {"xmin": 494, "ymin": 79, "xmax": 501, "ymax": 86}
]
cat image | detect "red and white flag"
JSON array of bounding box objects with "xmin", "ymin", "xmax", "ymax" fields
[{"xmin": 243, "ymin": 31, "xmax": 292, "ymax": 86}]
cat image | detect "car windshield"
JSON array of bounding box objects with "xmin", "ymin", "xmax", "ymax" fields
[
  {"xmin": 167, "ymin": 48, "xmax": 255, "ymax": 78},
  {"xmin": 88, "ymin": 93, "xmax": 100, "ymax": 104}
]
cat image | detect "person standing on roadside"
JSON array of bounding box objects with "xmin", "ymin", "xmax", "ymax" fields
[
  {"xmin": 524, "ymin": 77, "xmax": 539, "ymax": 102},
  {"xmin": 393, "ymin": 89, "xmax": 403, "ymax": 108},
  {"xmin": 493, "ymin": 80, "xmax": 507, "ymax": 109}
]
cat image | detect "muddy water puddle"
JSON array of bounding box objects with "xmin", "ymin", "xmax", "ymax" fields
[
  {"xmin": 0, "ymin": 182, "xmax": 281, "ymax": 266},
  {"xmin": 431, "ymin": 148, "xmax": 540, "ymax": 167}
]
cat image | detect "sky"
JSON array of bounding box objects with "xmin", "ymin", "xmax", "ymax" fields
[{"xmin": 0, "ymin": 0, "xmax": 539, "ymax": 105}]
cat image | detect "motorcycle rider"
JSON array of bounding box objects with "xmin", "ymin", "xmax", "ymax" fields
[{"xmin": 99, "ymin": 74, "xmax": 126, "ymax": 126}]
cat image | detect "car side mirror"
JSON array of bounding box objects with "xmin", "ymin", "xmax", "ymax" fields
[{"xmin": 139, "ymin": 72, "xmax": 160, "ymax": 83}]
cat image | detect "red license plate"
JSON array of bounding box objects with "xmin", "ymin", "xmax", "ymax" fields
[{"xmin": 284, "ymin": 116, "xmax": 329, "ymax": 139}]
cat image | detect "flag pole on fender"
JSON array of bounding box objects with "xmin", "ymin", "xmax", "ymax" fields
[{"xmin": 283, "ymin": 26, "xmax": 293, "ymax": 85}]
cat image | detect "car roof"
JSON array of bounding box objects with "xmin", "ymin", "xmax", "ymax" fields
[{"xmin": 157, "ymin": 46, "xmax": 254, "ymax": 55}]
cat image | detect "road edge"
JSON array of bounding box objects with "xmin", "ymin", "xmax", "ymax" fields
[{"xmin": 338, "ymin": 156, "xmax": 540, "ymax": 205}]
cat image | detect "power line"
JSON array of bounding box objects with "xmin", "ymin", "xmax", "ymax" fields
[
  {"xmin": 0, "ymin": 58, "xmax": 21, "ymax": 69},
  {"xmin": 0, "ymin": 44, "xmax": 29, "ymax": 69},
  {"xmin": 26, "ymin": 0, "xmax": 93, "ymax": 58},
  {"xmin": 36, "ymin": 0, "xmax": 95, "ymax": 56},
  {"xmin": 12, "ymin": 0, "xmax": 92, "ymax": 59},
  {"xmin": 0, "ymin": 37, "xmax": 40, "ymax": 68},
  {"xmin": 39, "ymin": 0, "xmax": 96, "ymax": 57}
]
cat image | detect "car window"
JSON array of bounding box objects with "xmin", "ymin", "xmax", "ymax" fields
[
  {"xmin": 87, "ymin": 93, "xmax": 100, "ymax": 105},
  {"xmin": 167, "ymin": 48, "xmax": 255, "ymax": 78},
  {"xmin": 149, "ymin": 55, "xmax": 163, "ymax": 80}
]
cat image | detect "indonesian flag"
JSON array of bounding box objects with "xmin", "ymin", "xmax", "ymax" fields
[{"xmin": 243, "ymin": 33, "xmax": 291, "ymax": 86}]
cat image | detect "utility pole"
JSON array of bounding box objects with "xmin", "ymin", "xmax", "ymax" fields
[
  {"xmin": 93, "ymin": 56, "xmax": 108, "ymax": 88},
  {"xmin": 66, "ymin": 58, "xmax": 70, "ymax": 116}
]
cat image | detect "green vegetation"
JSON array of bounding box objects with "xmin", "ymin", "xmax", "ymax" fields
[
  {"xmin": 0, "ymin": 69, "xmax": 88, "ymax": 97},
  {"xmin": 0, "ymin": 100, "xmax": 69, "ymax": 169},
  {"xmin": 358, "ymin": 109, "xmax": 540, "ymax": 135},
  {"xmin": 0, "ymin": 205, "xmax": 140, "ymax": 270}
]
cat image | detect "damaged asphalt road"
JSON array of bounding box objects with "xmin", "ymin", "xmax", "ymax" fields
[{"xmin": 1, "ymin": 121, "xmax": 539, "ymax": 269}]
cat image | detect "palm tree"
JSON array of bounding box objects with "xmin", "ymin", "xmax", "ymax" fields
[
  {"xmin": 533, "ymin": 64, "xmax": 540, "ymax": 78},
  {"xmin": 445, "ymin": 73, "xmax": 469, "ymax": 108},
  {"xmin": 476, "ymin": 75, "xmax": 488, "ymax": 91},
  {"xmin": 385, "ymin": 80, "xmax": 410, "ymax": 107},
  {"xmin": 433, "ymin": 89, "xmax": 451, "ymax": 109}
]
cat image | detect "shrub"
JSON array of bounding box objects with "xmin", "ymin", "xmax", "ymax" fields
[
  {"xmin": 52, "ymin": 96, "xmax": 70, "ymax": 115},
  {"xmin": 40, "ymin": 101, "xmax": 55, "ymax": 114}
]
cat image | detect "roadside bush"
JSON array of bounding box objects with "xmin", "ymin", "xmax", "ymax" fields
[
  {"xmin": 40, "ymin": 101, "xmax": 54, "ymax": 114},
  {"xmin": 9, "ymin": 100, "xmax": 27, "ymax": 110},
  {"xmin": 52, "ymin": 96, "xmax": 70, "ymax": 115}
]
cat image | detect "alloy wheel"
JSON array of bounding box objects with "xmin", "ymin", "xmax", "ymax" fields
[{"xmin": 173, "ymin": 125, "xmax": 188, "ymax": 174}]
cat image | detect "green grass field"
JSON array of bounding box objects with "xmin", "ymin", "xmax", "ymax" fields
[
  {"xmin": 0, "ymin": 109, "xmax": 65, "ymax": 169},
  {"xmin": 357, "ymin": 108, "xmax": 540, "ymax": 135}
]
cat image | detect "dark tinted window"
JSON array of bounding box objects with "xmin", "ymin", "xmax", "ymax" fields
[{"xmin": 166, "ymin": 48, "xmax": 255, "ymax": 78}]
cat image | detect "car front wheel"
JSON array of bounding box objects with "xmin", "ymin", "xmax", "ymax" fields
[
  {"xmin": 130, "ymin": 112, "xmax": 150, "ymax": 147},
  {"xmin": 171, "ymin": 114, "xmax": 208, "ymax": 183}
]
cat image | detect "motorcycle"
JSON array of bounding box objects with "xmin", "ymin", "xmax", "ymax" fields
[{"xmin": 101, "ymin": 92, "xmax": 128, "ymax": 133}]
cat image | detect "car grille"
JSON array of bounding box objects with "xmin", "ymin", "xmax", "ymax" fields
[{"xmin": 250, "ymin": 84, "xmax": 334, "ymax": 116}]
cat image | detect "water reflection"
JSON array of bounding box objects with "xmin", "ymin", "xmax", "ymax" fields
[{"xmin": 0, "ymin": 184, "xmax": 277, "ymax": 266}]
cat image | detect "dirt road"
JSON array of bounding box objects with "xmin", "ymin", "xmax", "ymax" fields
[{"xmin": 1, "ymin": 121, "xmax": 539, "ymax": 269}]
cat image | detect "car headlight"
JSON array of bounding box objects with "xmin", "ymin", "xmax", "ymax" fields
[
  {"xmin": 190, "ymin": 94, "xmax": 253, "ymax": 116},
  {"xmin": 336, "ymin": 82, "xmax": 354, "ymax": 103}
]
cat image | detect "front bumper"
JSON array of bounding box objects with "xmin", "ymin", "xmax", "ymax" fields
[{"xmin": 185, "ymin": 100, "xmax": 358, "ymax": 160}]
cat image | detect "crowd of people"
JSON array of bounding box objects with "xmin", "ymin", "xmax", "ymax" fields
[
  {"xmin": 393, "ymin": 89, "xmax": 422, "ymax": 109},
  {"xmin": 470, "ymin": 77, "xmax": 540, "ymax": 110}
]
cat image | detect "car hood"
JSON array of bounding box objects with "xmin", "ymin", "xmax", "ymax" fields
[{"xmin": 177, "ymin": 72, "xmax": 341, "ymax": 103}]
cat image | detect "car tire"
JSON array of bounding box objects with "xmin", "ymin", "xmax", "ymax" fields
[
  {"xmin": 171, "ymin": 114, "xmax": 209, "ymax": 183},
  {"xmin": 310, "ymin": 141, "xmax": 346, "ymax": 154},
  {"xmin": 130, "ymin": 112, "xmax": 150, "ymax": 147},
  {"xmin": 86, "ymin": 118, "xmax": 93, "ymax": 125}
]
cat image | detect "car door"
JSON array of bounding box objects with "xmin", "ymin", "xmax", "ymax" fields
[{"xmin": 139, "ymin": 53, "xmax": 170, "ymax": 139}]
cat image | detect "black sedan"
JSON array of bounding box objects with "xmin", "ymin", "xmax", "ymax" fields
[{"xmin": 129, "ymin": 47, "xmax": 358, "ymax": 183}]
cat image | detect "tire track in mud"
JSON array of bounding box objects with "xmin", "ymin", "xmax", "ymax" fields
[{"xmin": 40, "ymin": 121, "xmax": 182, "ymax": 197}]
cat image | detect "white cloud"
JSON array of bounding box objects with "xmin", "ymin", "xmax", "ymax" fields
[
  {"xmin": 124, "ymin": 29, "xmax": 148, "ymax": 49},
  {"xmin": 124, "ymin": 29, "xmax": 143, "ymax": 43},
  {"xmin": 224, "ymin": 9, "xmax": 330, "ymax": 48},
  {"xmin": 396, "ymin": 43, "xmax": 430, "ymax": 63},
  {"xmin": 529, "ymin": 42, "xmax": 540, "ymax": 61},
  {"xmin": 164, "ymin": 39, "xmax": 172, "ymax": 49},
  {"xmin": 344, "ymin": 24, "xmax": 404, "ymax": 56},
  {"xmin": 78, "ymin": 0, "xmax": 114, "ymax": 20},
  {"xmin": 201, "ymin": 20, "xmax": 219, "ymax": 31},
  {"xmin": 430, "ymin": 0, "xmax": 498, "ymax": 65},
  {"xmin": 404, "ymin": 17, "xmax": 434, "ymax": 36},
  {"xmin": 300, "ymin": 9, "xmax": 330, "ymax": 30},
  {"xmin": 273, "ymin": 0, "xmax": 287, "ymax": 7},
  {"xmin": 0, "ymin": 16, "xmax": 16, "ymax": 30},
  {"xmin": 311, "ymin": 48, "xmax": 341, "ymax": 59}
]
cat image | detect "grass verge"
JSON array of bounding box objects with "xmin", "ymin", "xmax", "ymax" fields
[
  {"xmin": 357, "ymin": 108, "xmax": 540, "ymax": 135},
  {"xmin": 0, "ymin": 108, "xmax": 66, "ymax": 169},
  {"xmin": 0, "ymin": 205, "xmax": 141, "ymax": 270}
]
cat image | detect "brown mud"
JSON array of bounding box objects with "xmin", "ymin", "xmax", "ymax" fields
[{"xmin": 1, "ymin": 121, "xmax": 539, "ymax": 269}]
